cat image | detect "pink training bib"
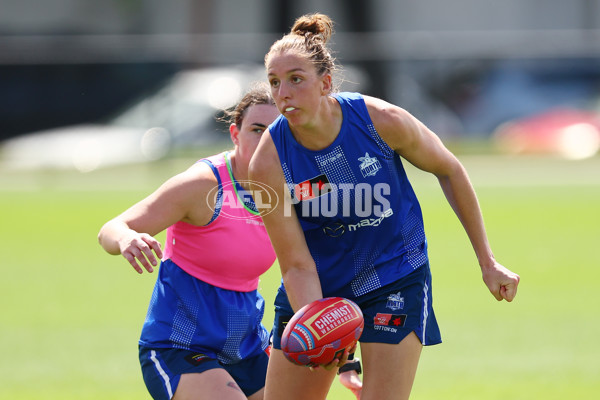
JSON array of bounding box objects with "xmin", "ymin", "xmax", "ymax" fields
[{"xmin": 163, "ymin": 152, "xmax": 276, "ymax": 292}]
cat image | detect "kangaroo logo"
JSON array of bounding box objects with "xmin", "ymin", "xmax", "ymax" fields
[
  {"xmin": 358, "ymin": 152, "xmax": 381, "ymax": 177},
  {"xmin": 386, "ymin": 292, "xmax": 405, "ymax": 311}
]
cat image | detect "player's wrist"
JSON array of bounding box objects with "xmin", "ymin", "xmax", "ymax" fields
[
  {"xmin": 477, "ymin": 251, "xmax": 496, "ymax": 269},
  {"xmin": 337, "ymin": 357, "xmax": 361, "ymax": 375}
]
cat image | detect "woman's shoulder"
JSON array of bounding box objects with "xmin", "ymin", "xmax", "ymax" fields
[
  {"xmin": 335, "ymin": 91, "xmax": 363, "ymax": 100},
  {"xmin": 172, "ymin": 156, "xmax": 220, "ymax": 223},
  {"xmin": 336, "ymin": 92, "xmax": 397, "ymax": 117},
  {"xmin": 360, "ymin": 95, "xmax": 420, "ymax": 153},
  {"xmin": 362, "ymin": 95, "xmax": 411, "ymax": 125},
  {"xmin": 334, "ymin": 93, "xmax": 405, "ymax": 131},
  {"xmin": 165, "ymin": 156, "xmax": 219, "ymax": 197},
  {"xmin": 188, "ymin": 156, "xmax": 221, "ymax": 183}
]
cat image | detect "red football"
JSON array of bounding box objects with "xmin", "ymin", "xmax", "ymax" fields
[{"xmin": 281, "ymin": 297, "xmax": 364, "ymax": 367}]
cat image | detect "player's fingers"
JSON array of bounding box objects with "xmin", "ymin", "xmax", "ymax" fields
[
  {"xmin": 320, "ymin": 360, "xmax": 338, "ymax": 371},
  {"xmin": 338, "ymin": 348, "xmax": 351, "ymax": 366},
  {"xmin": 128, "ymin": 246, "xmax": 155, "ymax": 273},
  {"xmin": 325, "ymin": 348, "xmax": 350, "ymax": 371},
  {"xmin": 318, "ymin": 350, "xmax": 348, "ymax": 371},
  {"xmin": 488, "ymin": 282, "xmax": 503, "ymax": 301},
  {"xmin": 139, "ymin": 245, "xmax": 158, "ymax": 269},
  {"xmin": 502, "ymin": 278, "xmax": 520, "ymax": 302},
  {"xmin": 142, "ymin": 234, "xmax": 163, "ymax": 260},
  {"xmin": 122, "ymin": 251, "xmax": 144, "ymax": 274},
  {"xmin": 152, "ymin": 241, "xmax": 163, "ymax": 259},
  {"xmin": 135, "ymin": 241, "xmax": 158, "ymax": 272}
]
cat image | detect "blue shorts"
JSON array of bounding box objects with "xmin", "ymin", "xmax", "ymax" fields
[
  {"xmin": 139, "ymin": 259, "xmax": 270, "ymax": 364},
  {"xmin": 271, "ymin": 263, "xmax": 441, "ymax": 348},
  {"xmin": 139, "ymin": 345, "xmax": 269, "ymax": 400}
]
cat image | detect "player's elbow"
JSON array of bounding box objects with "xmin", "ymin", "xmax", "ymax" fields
[
  {"xmin": 97, "ymin": 220, "xmax": 122, "ymax": 255},
  {"xmin": 432, "ymin": 153, "xmax": 466, "ymax": 181}
]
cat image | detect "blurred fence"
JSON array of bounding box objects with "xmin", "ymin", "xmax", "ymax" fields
[{"xmin": 2, "ymin": 30, "xmax": 600, "ymax": 65}]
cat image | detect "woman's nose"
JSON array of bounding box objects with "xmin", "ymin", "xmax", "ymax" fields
[{"xmin": 277, "ymin": 83, "xmax": 290, "ymax": 99}]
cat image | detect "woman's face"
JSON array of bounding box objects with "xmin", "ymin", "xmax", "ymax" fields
[
  {"xmin": 230, "ymin": 103, "xmax": 279, "ymax": 169},
  {"xmin": 267, "ymin": 51, "xmax": 330, "ymax": 127}
]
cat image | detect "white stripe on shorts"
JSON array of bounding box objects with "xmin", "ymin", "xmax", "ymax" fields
[
  {"xmin": 421, "ymin": 281, "xmax": 429, "ymax": 345},
  {"xmin": 150, "ymin": 350, "xmax": 174, "ymax": 399}
]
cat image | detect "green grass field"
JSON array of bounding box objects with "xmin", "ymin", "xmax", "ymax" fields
[{"xmin": 1, "ymin": 152, "xmax": 599, "ymax": 399}]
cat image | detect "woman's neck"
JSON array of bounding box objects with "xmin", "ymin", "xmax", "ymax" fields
[
  {"xmin": 228, "ymin": 151, "xmax": 249, "ymax": 190},
  {"xmin": 291, "ymin": 96, "xmax": 343, "ymax": 151}
]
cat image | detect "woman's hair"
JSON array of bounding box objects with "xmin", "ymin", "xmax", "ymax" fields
[
  {"xmin": 265, "ymin": 13, "xmax": 338, "ymax": 82},
  {"xmin": 221, "ymin": 81, "xmax": 275, "ymax": 128}
]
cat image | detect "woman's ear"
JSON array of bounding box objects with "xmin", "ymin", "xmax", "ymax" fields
[
  {"xmin": 229, "ymin": 123, "xmax": 239, "ymax": 145},
  {"xmin": 321, "ymin": 73, "xmax": 333, "ymax": 95}
]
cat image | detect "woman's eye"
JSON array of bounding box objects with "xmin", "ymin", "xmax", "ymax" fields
[
  {"xmin": 270, "ymin": 79, "xmax": 280, "ymax": 88},
  {"xmin": 292, "ymin": 76, "xmax": 302, "ymax": 83}
]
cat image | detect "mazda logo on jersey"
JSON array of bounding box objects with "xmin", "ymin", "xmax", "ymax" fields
[
  {"xmin": 294, "ymin": 174, "xmax": 332, "ymax": 202},
  {"xmin": 322, "ymin": 222, "xmax": 345, "ymax": 237}
]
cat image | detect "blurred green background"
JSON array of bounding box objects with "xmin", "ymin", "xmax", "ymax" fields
[
  {"xmin": 1, "ymin": 147, "xmax": 599, "ymax": 399},
  {"xmin": 2, "ymin": 1, "xmax": 600, "ymax": 399}
]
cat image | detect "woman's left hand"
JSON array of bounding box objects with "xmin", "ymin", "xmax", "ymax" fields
[{"xmin": 482, "ymin": 261, "xmax": 520, "ymax": 302}]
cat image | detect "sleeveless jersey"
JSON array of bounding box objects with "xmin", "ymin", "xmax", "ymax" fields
[
  {"xmin": 269, "ymin": 92, "xmax": 428, "ymax": 299},
  {"xmin": 163, "ymin": 152, "xmax": 276, "ymax": 292},
  {"xmin": 139, "ymin": 152, "xmax": 275, "ymax": 363}
]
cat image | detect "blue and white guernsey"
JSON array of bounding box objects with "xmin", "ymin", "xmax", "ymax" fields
[{"xmin": 269, "ymin": 92, "xmax": 428, "ymax": 299}]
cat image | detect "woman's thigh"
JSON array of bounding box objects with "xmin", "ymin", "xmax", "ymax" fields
[
  {"xmin": 263, "ymin": 349, "xmax": 338, "ymax": 400},
  {"xmin": 174, "ymin": 369, "xmax": 248, "ymax": 400},
  {"xmin": 360, "ymin": 332, "xmax": 423, "ymax": 400}
]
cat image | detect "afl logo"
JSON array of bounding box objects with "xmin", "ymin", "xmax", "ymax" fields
[
  {"xmin": 322, "ymin": 222, "xmax": 345, "ymax": 237},
  {"xmin": 206, "ymin": 180, "xmax": 279, "ymax": 220}
]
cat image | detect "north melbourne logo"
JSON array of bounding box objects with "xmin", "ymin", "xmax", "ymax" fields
[
  {"xmin": 358, "ymin": 152, "xmax": 381, "ymax": 177},
  {"xmin": 385, "ymin": 292, "xmax": 405, "ymax": 311}
]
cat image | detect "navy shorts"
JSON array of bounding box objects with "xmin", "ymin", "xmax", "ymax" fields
[
  {"xmin": 139, "ymin": 346, "xmax": 269, "ymax": 400},
  {"xmin": 271, "ymin": 263, "xmax": 441, "ymax": 349}
]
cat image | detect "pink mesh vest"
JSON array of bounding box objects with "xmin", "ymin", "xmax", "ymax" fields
[{"xmin": 163, "ymin": 152, "xmax": 276, "ymax": 292}]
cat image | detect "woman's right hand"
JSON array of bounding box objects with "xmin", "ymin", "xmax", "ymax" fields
[{"xmin": 119, "ymin": 231, "xmax": 163, "ymax": 274}]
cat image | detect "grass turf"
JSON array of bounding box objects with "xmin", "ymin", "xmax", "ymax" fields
[{"xmin": 1, "ymin": 153, "xmax": 599, "ymax": 399}]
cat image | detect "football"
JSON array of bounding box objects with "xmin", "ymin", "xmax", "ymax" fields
[{"xmin": 281, "ymin": 297, "xmax": 364, "ymax": 367}]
